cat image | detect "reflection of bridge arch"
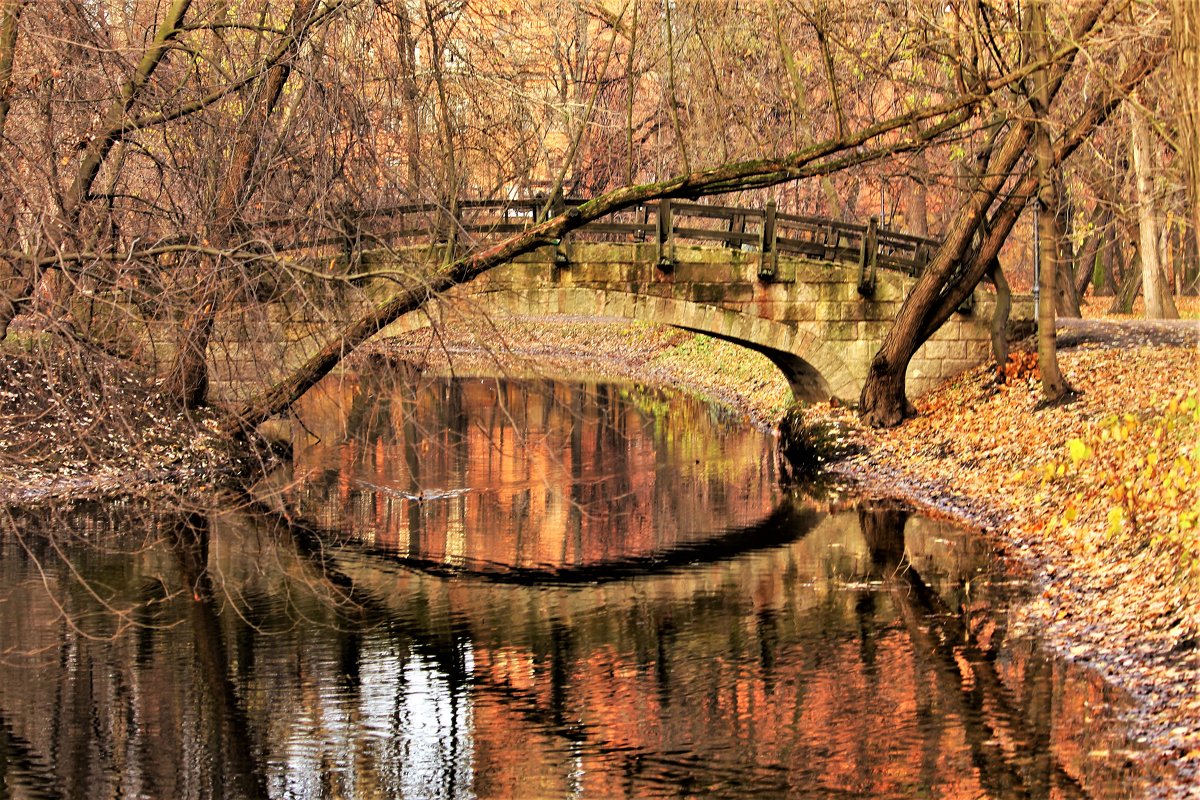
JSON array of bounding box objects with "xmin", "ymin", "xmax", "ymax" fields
[
  {"xmin": 304, "ymin": 504, "xmax": 1092, "ymax": 799},
  {"xmin": 340, "ymin": 500, "xmax": 822, "ymax": 586}
]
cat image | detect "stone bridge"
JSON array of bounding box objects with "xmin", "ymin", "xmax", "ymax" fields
[
  {"xmin": 220, "ymin": 198, "xmax": 1031, "ymax": 404},
  {"xmin": 377, "ymin": 240, "xmax": 1029, "ymax": 402}
]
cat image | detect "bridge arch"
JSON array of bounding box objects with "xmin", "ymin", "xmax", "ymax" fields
[
  {"xmin": 371, "ymin": 242, "xmax": 1021, "ymax": 404},
  {"xmin": 389, "ymin": 285, "xmax": 846, "ymax": 403}
]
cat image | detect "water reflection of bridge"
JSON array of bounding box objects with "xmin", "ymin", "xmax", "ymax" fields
[
  {"xmin": 0, "ymin": 500, "xmax": 1147, "ymax": 798},
  {"xmin": 264, "ymin": 501, "xmax": 1131, "ymax": 799},
  {"xmin": 277, "ymin": 371, "xmax": 785, "ymax": 572}
]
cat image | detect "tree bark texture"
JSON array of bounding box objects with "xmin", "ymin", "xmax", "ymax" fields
[
  {"xmin": 989, "ymin": 261, "xmax": 1011, "ymax": 369},
  {"xmin": 1128, "ymin": 92, "xmax": 1179, "ymax": 319},
  {"xmin": 1170, "ymin": 0, "xmax": 1200, "ymax": 247},
  {"xmin": 1031, "ymin": 0, "xmax": 1071, "ymax": 402}
]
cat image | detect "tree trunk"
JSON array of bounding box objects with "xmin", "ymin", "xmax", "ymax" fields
[
  {"xmin": 0, "ymin": 0, "xmax": 193, "ymax": 341},
  {"xmin": 1092, "ymin": 209, "xmax": 1118, "ymax": 296},
  {"xmin": 990, "ymin": 260, "xmax": 1011, "ymax": 369},
  {"xmin": 1129, "ymin": 91, "xmax": 1179, "ymax": 319},
  {"xmin": 1031, "ymin": 0, "xmax": 1071, "ymax": 402},
  {"xmin": 1072, "ymin": 209, "xmax": 1104, "ymax": 300},
  {"xmin": 393, "ymin": 2, "xmax": 424, "ymax": 193},
  {"xmin": 1073, "ymin": 229, "xmax": 1101, "ymax": 302},
  {"xmin": 161, "ymin": 0, "xmax": 320, "ymax": 409},
  {"xmin": 1183, "ymin": 225, "xmax": 1199, "ymax": 294},
  {"xmin": 907, "ymin": 144, "xmax": 931, "ymax": 238},
  {"xmin": 1170, "ymin": 0, "xmax": 1200, "ymax": 248},
  {"xmin": 1051, "ymin": 176, "xmax": 1082, "ymax": 317},
  {"xmin": 858, "ymin": 0, "xmax": 1121, "ymax": 426},
  {"xmin": 1109, "ymin": 244, "xmax": 1142, "ymax": 314},
  {"xmin": 1052, "ymin": 205, "xmax": 1082, "ymax": 317}
]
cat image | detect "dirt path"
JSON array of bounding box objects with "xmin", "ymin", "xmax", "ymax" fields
[{"xmin": 1057, "ymin": 317, "xmax": 1200, "ymax": 349}]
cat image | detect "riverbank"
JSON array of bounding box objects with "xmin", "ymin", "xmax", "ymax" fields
[
  {"xmin": 820, "ymin": 335, "xmax": 1200, "ymax": 798},
  {"xmin": 0, "ymin": 342, "xmax": 246, "ymax": 504},
  {"xmin": 365, "ymin": 314, "xmax": 794, "ymax": 428},
  {"xmin": 376, "ymin": 314, "xmax": 1200, "ymax": 796}
]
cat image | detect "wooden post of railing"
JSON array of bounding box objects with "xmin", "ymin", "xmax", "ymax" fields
[
  {"xmin": 758, "ymin": 200, "xmax": 778, "ymax": 279},
  {"xmin": 726, "ymin": 210, "xmax": 746, "ymax": 248},
  {"xmin": 553, "ymin": 195, "xmax": 571, "ymax": 268},
  {"xmin": 656, "ymin": 199, "xmax": 674, "ymax": 271},
  {"xmin": 339, "ymin": 210, "xmax": 361, "ymax": 276},
  {"xmin": 441, "ymin": 202, "xmax": 462, "ymax": 262},
  {"xmin": 635, "ymin": 204, "xmax": 649, "ymax": 242},
  {"xmin": 823, "ymin": 222, "xmax": 838, "ymax": 261},
  {"xmin": 857, "ymin": 215, "xmax": 879, "ymax": 296}
]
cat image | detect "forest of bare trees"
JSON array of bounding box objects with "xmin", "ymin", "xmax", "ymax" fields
[{"xmin": 0, "ymin": 0, "xmax": 1193, "ymax": 438}]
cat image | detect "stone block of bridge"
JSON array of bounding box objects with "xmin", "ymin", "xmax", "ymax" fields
[{"xmin": 359, "ymin": 241, "xmax": 1031, "ymax": 405}]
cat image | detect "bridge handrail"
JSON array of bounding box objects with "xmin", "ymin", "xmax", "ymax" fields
[{"xmin": 248, "ymin": 197, "xmax": 941, "ymax": 282}]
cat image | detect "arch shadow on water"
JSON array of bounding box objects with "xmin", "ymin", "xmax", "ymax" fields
[{"xmin": 303, "ymin": 499, "xmax": 823, "ymax": 586}]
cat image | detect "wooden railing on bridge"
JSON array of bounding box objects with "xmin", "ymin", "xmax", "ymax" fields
[{"xmin": 259, "ymin": 197, "xmax": 941, "ymax": 295}]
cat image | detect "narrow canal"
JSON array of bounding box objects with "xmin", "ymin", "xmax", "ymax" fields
[{"xmin": 0, "ymin": 362, "xmax": 1156, "ymax": 798}]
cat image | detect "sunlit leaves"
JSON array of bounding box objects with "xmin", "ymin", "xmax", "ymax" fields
[{"xmin": 1046, "ymin": 389, "xmax": 1200, "ymax": 577}]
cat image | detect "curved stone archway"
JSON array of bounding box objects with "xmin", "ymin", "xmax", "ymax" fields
[
  {"xmin": 370, "ymin": 243, "xmax": 1027, "ymax": 403},
  {"xmin": 490, "ymin": 287, "xmax": 839, "ymax": 402}
]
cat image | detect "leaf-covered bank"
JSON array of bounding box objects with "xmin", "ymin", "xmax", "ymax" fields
[
  {"xmin": 811, "ymin": 338, "xmax": 1199, "ymax": 796},
  {"xmin": 0, "ymin": 341, "xmax": 247, "ymax": 504},
  {"xmin": 369, "ymin": 315, "xmax": 794, "ymax": 428}
]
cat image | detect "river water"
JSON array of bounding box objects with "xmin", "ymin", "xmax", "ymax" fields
[{"xmin": 0, "ymin": 364, "xmax": 1157, "ymax": 798}]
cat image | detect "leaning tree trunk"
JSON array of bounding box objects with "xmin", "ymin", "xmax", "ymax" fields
[
  {"xmin": 1052, "ymin": 175, "xmax": 1083, "ymax": 317},
  {"xmin": 858, "ymin": 0, "xmax": 1161, "ymax": 426},
  {"xmin": 161, "ymin": 0, "xmax": 320, "ymax": 409},
  {"xmin": 1053, "ymin": 215, "xmax": 1083, "ymax": 317},
  {"xmin": 1109, "ymin": 245, "xmax": 1143, "ymax": 314},
  {"xmin": 1072, "ymin": 212, "xmax": 1103, "ymax": 302},
  {"xmin": 0, "ymin": 0, "xmax": 193, "ymax": 341},
  {"xmin": 1092, "ymin": 209, "xmax": 1118, "ymax": 296}
]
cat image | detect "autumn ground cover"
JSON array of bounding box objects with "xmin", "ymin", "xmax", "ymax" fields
[
  {"xmin": 0, "ymin": 333, "xmax": 245, "ymax": 503},
  {"xmin": 816, "ymin": 333, "xmax": 1200, "ymax": 792}
]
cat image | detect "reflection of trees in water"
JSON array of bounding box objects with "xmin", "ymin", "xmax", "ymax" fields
[
  {"xmin": 0, "ymin": 496, "xmax": 1144, "ymax": 798},
  {"xmin": 0, "ymin": 506, "xmax": 269, "ymax": 799},
  {"xmin": 169, "ymin": 515, "xmax": 270, "ymax": 799},
  {"xmin": 286, "ymin": 374, "xmax": 782, "ymax": 571},
  {"xmin": 857, "ymin": 505, "xmax": 1086, "ymax": 799},
  {"xmin": 299, "ymin": 501, "xmax": 1121, "ymax": 797}
]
